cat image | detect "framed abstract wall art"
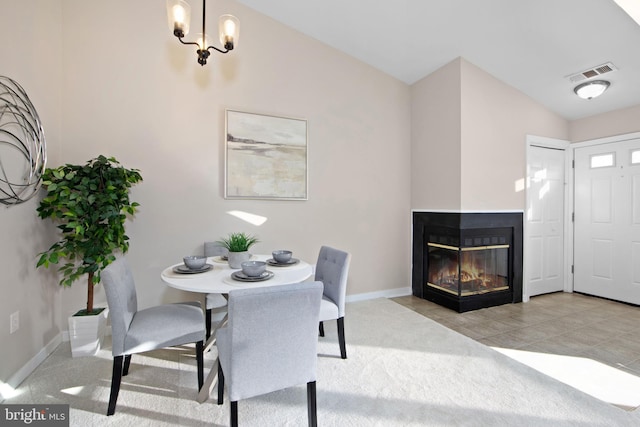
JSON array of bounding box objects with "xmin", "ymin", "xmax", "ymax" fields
[{"xmin": 224, "ymin": 110, "xmax": 308, "ymax": 200}]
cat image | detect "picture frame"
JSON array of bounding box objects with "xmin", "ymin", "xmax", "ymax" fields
[{"xmin": 224, "ymin": 109, "xmax": 308, "ymax": 200}]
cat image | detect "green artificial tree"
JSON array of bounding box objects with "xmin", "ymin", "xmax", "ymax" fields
[{"xmin": 36, "ymin": 155, "xmax": 142, "ymax": 314}]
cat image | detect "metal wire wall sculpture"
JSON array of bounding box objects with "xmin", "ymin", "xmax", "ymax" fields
[{"xmin": 0, "ymin": 76, "xmax": 47, "ymax": 205}]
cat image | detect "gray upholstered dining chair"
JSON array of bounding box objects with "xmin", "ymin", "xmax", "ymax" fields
[
  {"xmin": 216, "ymin": 281, "xmax": 323, "ymax": 427},
  {"xmin": 101, "ymin": 256, "xmax": 205, "ymax": 416},
  {"xmin": 315, "ymin": 246, "xmax": 351, "ymax": 359},
  {"xmin": 204, "ymin": 241, "xmax": 229, "ymax": 339}
]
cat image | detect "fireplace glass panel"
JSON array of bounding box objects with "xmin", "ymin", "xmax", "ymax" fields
[{"xmin": 427, "ymin": 243, "xmax": 509, "ymax": 296}]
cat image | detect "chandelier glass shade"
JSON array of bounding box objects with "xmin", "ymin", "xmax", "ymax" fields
[{"xmin": 166, "ymin": 0, "xmax": 239, "ymax": 66}]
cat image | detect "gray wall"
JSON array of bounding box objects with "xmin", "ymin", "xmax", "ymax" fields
[
  {"xmin": 0, "ymin": 0, "xmax": 63, "ymax": 389},
  {"xmin": 410, "ymin": 58, "xmax": 463, "ymax": 210},
  {"xmin": 410, "ymin": 57, "xmax": 569, "ymax": 211},
  {"xmin": 569, "ymin": 104, "xmax": 640, "ymax": 142}
]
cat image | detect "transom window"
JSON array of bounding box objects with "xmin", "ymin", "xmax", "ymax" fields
[{"xmin": 590, "ymin": 152, "xmax": 615, "ymax": 169}]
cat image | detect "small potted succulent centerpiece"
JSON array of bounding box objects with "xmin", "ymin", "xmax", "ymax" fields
[
  {"xmin": 218, "ymin": 232, "xmax": 259, "ymax": 268},
  {"xmin": 36, "ymin": 155, "xmax": 142, "ymax": 357}
]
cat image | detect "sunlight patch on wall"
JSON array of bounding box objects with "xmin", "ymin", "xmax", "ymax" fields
[{"xmin": 227, "ymin": 210, "xmax": 268, "ymax": 226}]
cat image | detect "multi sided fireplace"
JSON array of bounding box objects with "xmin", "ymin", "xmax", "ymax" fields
[{"xmin": 412, "ymin": 212, "xmax": 523, "ymax": 312}]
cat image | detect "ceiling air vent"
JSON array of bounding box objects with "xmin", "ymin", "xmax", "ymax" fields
[{"xmin": 566, "ymin": 62, "xmax": 618, "ymax": 83}]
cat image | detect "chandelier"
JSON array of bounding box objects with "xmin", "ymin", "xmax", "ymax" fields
[{"xmin": 166, "ymin": 0, "xmax": 239, "ymax": 66}]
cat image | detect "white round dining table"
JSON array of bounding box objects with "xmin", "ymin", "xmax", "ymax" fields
[
  {"xmin": 160, "ymin": 254, "xmax": 313, "ymax": 294},
  {"xmin": 160, "ymin": 254, "xmax": 313, "ymax": 403}
]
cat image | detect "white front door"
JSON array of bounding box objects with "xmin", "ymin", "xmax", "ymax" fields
[
  {"xmin": 527, "ymin": 145, "xmax": 566, "ymax": 296},
  {"xmin": 574, "ymin": 138, "xmax": 640, "ymax": 304}
]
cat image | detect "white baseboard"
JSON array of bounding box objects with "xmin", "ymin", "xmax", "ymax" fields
[
  {"xmin": 1, "ymin": 324, "xmax": 113, "ymax": 403},
  {"xmin": 346, "ymin": 286, "xmax": 412, "ymax": 303},
  {"xmin": 1, "ymin": 334, "xmax": 62, "ymax": 401}
]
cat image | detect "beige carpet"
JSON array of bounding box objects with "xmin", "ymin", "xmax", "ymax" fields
[{"xmin": 5, "ymin": 298, "xmax": 640, "ymax": 426}]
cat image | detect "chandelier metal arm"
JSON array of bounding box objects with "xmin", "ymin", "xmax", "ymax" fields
[
  {"xmin": 175, "ymin": 35, "xmax": 230, "ymax": 52},
  {"xmin": 205, "ymin": 44, "xmax": 230, "ymax": 54},
  {"xmin": 176, "ymin": 37, "xmax": 201, "ymax": 48}
]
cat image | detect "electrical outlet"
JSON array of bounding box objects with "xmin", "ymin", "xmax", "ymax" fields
[{"xmin": 10, "ymin": 311, "xmax": 19, "ymax": 334}]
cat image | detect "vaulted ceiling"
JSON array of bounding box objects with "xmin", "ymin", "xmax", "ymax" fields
[{"xmin": 236, "ymin": 0, "xmax": 640, "ymax": 121}]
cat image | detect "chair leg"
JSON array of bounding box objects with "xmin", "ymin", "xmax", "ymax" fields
[
  {"xmin": 230, "ymin": 401, "xmax": 238, "ymax": 427},
  {"xmin": 196, "ymin": 340, "xmax": 204, "ymax": 391},
  {"xmin": 307, "ymin": 381, "xmax": 317, "ymax": 427},
  {"xmin": 319, "ymin": 321, "xmax": 324, "ymax": 337},
  {"xmin": 337, "ymin": 317, "xmax": 347, "ymax": 359},
  {"xmin": 107, "ymin": 356, "xmax": 124, "ymax": 416},
  {"xmin": 122, "ymin": 354, "xmax": 132, "ymax": 376},
  {"xmin": 206, "ymin": 308, "xmax": 212, "ymax": 340},
  {"xmin": 217, "ymin": 363, "xmax": 224, "ymax": 405}
]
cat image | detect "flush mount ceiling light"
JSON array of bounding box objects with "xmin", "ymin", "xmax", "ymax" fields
[
  {"xmin": 574, "ymin": 80, "xmax": 610, "ymax": 100},
  {"xmin": 166, "ymin": 0, "xmax": 239, "ymax": 66}
]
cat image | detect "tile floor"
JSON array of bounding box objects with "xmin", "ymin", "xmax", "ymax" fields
[{"xmin": 392, "ymin": 292, "xmax": 640, "ymax": 377}]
